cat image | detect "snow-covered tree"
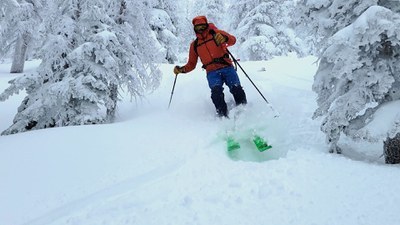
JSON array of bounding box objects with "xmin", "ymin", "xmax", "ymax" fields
[
  {"xmin": 0, "ymin": 7, "xmax": 5, "ymax": 62},
  {"xmin": 155, "ymin": 0, "xmax": 180, "ymax": 28},
  {"xmin": 177, "ymin": 5, "xmax": 193, "ymax": 58},
  {"xmin": 295, "ymin": 0, "xmax": 378, "ymax": 55},
  {"xmin": 0, "ymin": 0, "xmax": 44, "ymax": 72},
  {"xmin": 192, "ymin": 0, "xmax": 225, "ymax": 27},
  {"xmin": 227, "ymin": 1, "xmax": 252, "ymax": 31},
  {"xmin": 0, "ymin": 0, "xmax": 161, "ymax": 135},
  {"xmin": 229, "ymin": 0, "xmax": 304, "ymax": 60},
  {"xmin": 147, "ymin": 0, "xmax": 179, "ymax": 63},
  {"xmin": 311, "ymin": 6, "xmax": 400, "ymax": 160},
  {"xmin": 378, "ymin": 0, "xmax": 400, "ymax": 13}
]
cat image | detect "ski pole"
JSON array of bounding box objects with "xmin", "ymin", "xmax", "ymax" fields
[
  {"xmin": 223, "ymin": 44, "xmax": 280, "ymax": 117},
  {"xmin": 168, "ymin": 75, "xmax": 178, "ymax": 109}
]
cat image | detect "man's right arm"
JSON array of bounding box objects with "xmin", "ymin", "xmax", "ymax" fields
[{"xmin": 181, "ymin": 42, "xmax": 198, "ymax": 73}]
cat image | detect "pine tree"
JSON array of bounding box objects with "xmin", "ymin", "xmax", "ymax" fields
[
  {"xmin": 0, "ymin": 0, "xmax": 161, "ymax": 135},
  {"xmin": 172, "ymin": 1, "xmax": 193, "ymax": 62},
  {"xmin": 299, "ymin": 1, "xmax": 400, "ymax": 159},
  {"xmin": 378, "ymin": 0, "xmax": 400, "ymax": 13},
  {"xmin": 295, "ymin": 0, "xmax": 378, "ymax": 55},
  {"xmin": 147, "ymin": 0, "xmax": 180, "ymax": 63},
  {"xmin": 192, "ymin": 0, "xmax": 225, "ymax": 27},
  {"xmin": 229, "ymin": 0, "xmax": 304, "ymax": 60}
]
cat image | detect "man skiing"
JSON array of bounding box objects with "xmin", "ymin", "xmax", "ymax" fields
[{"xmin": 173, "ymin": 16, "xmax": 247, "ymax": 117}]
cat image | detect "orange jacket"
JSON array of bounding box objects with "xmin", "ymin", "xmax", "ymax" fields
[{"xmin": 182, "ymin": 16, "xmax": 236, "ymax": 73}]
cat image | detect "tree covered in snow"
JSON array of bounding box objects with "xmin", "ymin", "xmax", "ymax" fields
[
  {"xmin": 192, "ymin": 0, "xmax": 225, "ymax": 27},
  {"xmin": 229, "ymin": 0, "xmax": 304, "ymax": 61},
  {"xmin": 295, "ymin": 0, "xmax": 378, "ymax": 55},
  {"xmin": 0, "ymin": 0, "xmax": 161, "ymax": 135},
  {"xmin": 147, "ymin": 0, "xmax": 180, "ymax": 63},
  {"xmin": 309, "ymin": 5, "xmax": 400, "ymax": 159},
  {"xmin": 175, "ymin": 2, "xmax": 193, "ymax": 61},
  {"xmin": 378, "ymin": 0, "xmax": 400, "ymax": 13},
  {"xmin": 0, "ymin": 0, "xmax": 44, "ymax": 72}
]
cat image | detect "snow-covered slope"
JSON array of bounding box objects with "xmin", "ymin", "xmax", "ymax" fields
[{"xmin": 1, "ymin": 56, "xmax": 400, "ymax": 225}]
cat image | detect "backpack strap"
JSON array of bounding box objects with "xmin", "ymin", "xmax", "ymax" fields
[
  {"xmin": 193, "ymin": 38, "xmax": 199, "ymax": 56},
  {"xmin": 193, "ymin": 37, "xmax": 215, "ymax": 56},
  {"xmin": 201, "ymin": 54, "xmax": 231, "ymax": 70}
]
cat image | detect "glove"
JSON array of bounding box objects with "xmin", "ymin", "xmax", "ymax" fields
[
  {"xmin": 214, "ymin": 33, "xmax": 227, "ymax": 46},
  {"xmin": 174, "ymin": 66, "xmax": 184, "ymax": 75}
]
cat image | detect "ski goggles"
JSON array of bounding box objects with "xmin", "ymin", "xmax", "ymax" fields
[{"xmin": 194, "ymin": 24, "xmax": 208, "ymax": 33}]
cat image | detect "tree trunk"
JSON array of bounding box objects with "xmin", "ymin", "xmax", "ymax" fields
[
  {"xmin": 10, "ymin": 32, "xmax": 31, "ymax": 73},
  {"xmin": 106, "ymin": 83, "xmax": 118, "ymax": 123},
  {"xmin": 384, "ymin": 133, "xmax": 400, "ymax": 164}
]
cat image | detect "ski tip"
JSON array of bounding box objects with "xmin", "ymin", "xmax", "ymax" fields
[
  {"xmin": 228, "ymin": 145, "xmax": 240, "ymax": 151},
  {"xmin": 257, "ymin": 145, "xmax": 272, "ymax": 152}
]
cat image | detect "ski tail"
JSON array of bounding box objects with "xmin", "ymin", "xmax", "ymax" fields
[{"xmin": 227, "ymin": 136, "xmax": 240, "ymax": 151}]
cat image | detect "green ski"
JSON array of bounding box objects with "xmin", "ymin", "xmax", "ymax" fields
[
  {"xmin": 227, "ymin": 136, "xmax": 240, "ymax": 151},
  {"xmin": 252, "ymin": 135, "xmax": 272, "ymax": 152},
  {"xmin": 226, "ymin": 134, "xmax": 272, "ymax": 152}
]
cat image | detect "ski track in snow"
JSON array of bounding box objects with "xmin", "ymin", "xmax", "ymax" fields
[{"xmin": 22, "ymin": 160, "xmax": 185, "ymax": 225}]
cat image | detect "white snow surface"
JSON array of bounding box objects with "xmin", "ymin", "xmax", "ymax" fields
[{"xmin": 1, "ymin": 56, "xmax": 400, "ymax": 225}]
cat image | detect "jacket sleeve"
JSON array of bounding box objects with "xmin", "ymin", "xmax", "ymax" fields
[
  {"xmin": 217, "ymin": 29, "xmax": 236, "ymax": 47},
  {"xmin": 182, "ymin": 42, "xmax": 198, "ymax": 73}
]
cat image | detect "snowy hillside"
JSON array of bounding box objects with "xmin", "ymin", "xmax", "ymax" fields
[{"xmin": 1, "ymin": 56, "xmax": 400, "ymax": 225}]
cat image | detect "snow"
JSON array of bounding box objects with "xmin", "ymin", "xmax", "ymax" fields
[
  {"xmin": 357, "ymin": 100, "xmax": 400, "ymax": 141},
  {"xmin": 4, "ymin": 0, "xmax": 20, "ymax": 8},
  {"xmin": 1, "ymin": 56, "xmax": 400, "ymax": 225}
]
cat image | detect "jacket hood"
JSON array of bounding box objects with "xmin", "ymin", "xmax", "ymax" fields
[{"xmin": 192, "ymin": 16, "xmax": 208, "ymax": 25}]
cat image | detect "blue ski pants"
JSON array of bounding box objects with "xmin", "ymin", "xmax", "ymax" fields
[{"xmin": 206, "ymin": 66, "xmax": 247, "ymax": 116}]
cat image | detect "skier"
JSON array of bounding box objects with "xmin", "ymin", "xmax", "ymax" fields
[{"xmin": 173, "ymin": 15, "xmax": 247, "ymax": 117}]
